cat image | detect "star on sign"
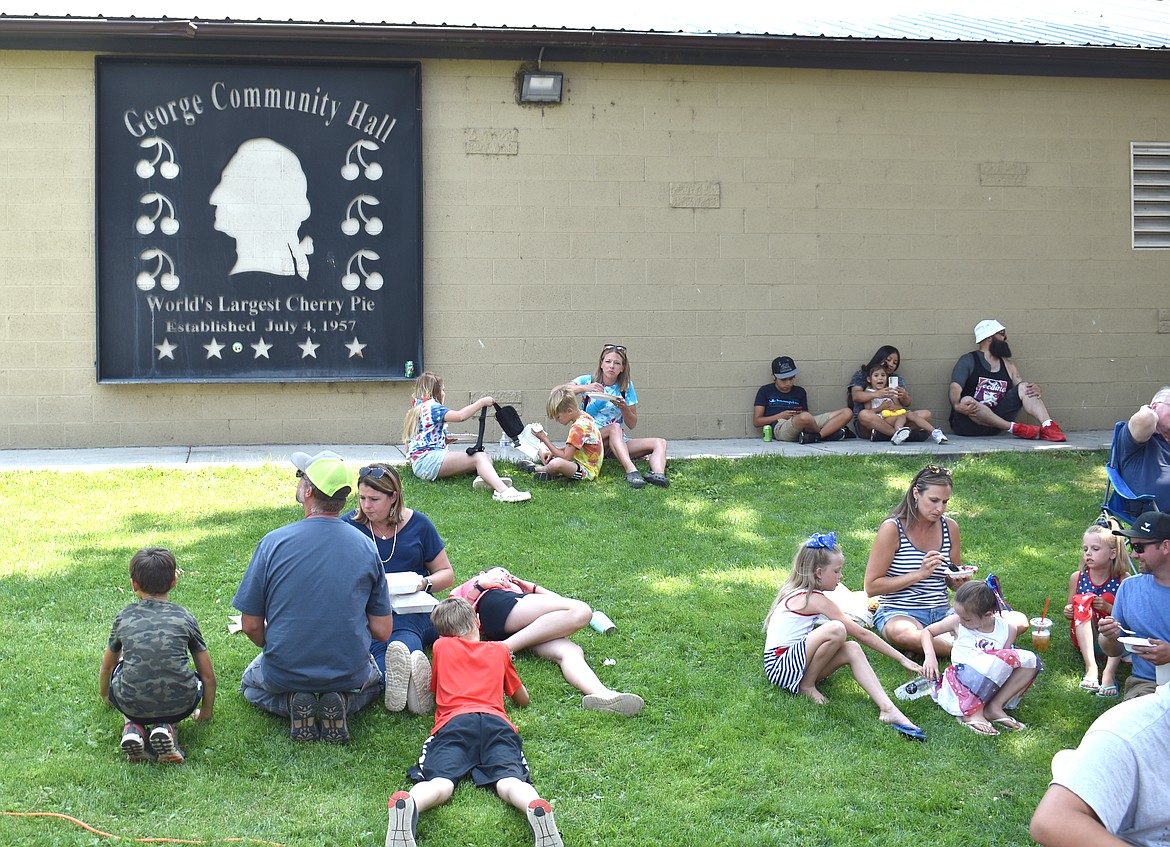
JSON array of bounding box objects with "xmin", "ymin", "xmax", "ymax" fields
[
  {"xmin": 155, "ymin": 338, "xmax": 177, "ymax": 360},
  {"xmin": 298, "ymin": 337, "xmax": 320, "ymax": 359},
  {"xmin": 204, "ymin": 337, "xmax": 225, "ymax": 359},
  {"xmin": 345, "ymin": 336, "xmax": 367, "ymax": 358},
  {"xmin": 252, "ymin": 337, "xmax": 273, "ymax": 359}
]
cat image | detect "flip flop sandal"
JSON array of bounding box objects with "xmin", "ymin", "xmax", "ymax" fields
[
  {"xmin": 1080, "ymin": 676, "xmax": 1100, "ymax": 692},
  {"xmin": 958, "ymin": 717, "xmax": 999, "ymax": 736},
  {"xmin": 1096, "ymin": 684, "xmax": 1120, "ymax": 698},
  {"xmin": 889, "ymin": 722, "xmax": 927, "ymax": 742},
  {"xmin": 991, "ymin": 717, "xmax": 1026, "ymax": 732}
]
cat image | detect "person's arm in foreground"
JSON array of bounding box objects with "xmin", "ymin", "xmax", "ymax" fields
[
  {"xmin": 241, "ymin": 613, "xmax": 266, "ymax": 648},
  {"xmin": 98, "ymin": 647, "xmax": 120, "ymax": 707},
  {"xmin": 1030, "ymin": 785, "xmax": 1128, "ymax": 847}
]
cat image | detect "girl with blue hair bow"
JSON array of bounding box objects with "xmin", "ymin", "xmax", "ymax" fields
[{"xmin": 763, "ymin": 532, "xmax": 928, "ymax": 740}]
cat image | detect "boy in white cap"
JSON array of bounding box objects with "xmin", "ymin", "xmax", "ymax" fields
[{"xmin": 948, "ymin": 319, "xmax": 1066, "ymax": 441}]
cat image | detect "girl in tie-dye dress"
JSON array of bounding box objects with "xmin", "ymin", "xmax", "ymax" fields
[{"xmin": 921, "ymin": 581, "xmax": 1041, "ymax": 737}]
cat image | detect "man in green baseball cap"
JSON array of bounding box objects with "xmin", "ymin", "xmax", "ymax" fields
[{"xmin": 234, "ymin": 450, "xmax": 392, "ymax": 744}]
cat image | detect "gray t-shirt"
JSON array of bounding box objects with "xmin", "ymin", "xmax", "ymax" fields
[{"xmin": 1049, "ymin": 681, "xmax": 1170, "ymax": 845}]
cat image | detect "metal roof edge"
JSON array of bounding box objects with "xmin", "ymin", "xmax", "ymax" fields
[{"xmin": 0, "ymin": 15, "xmax": 1168, "ymax": 79}]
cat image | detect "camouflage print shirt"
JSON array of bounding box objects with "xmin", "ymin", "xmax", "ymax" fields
[{"xmin": 108, "ymin": 597, "xmax": 207, "ymax": 718}]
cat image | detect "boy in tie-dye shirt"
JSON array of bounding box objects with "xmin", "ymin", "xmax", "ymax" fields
[{"xmin": 529, "ymin": 386, "xmax": 603, "ymax": 482}]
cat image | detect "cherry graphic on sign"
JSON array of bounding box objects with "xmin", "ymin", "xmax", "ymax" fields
[
  {"xmin": 135, "ymin": 193, "xmax": 180, "ymax": 236},
  {"xmin": 341, "ymin": 249, "xmax": 383, "ymax": 291},
  {"xmin": 340, "ymin": 140, "xmax": 383, "ymax": 181},
  {"xmin": 135, "ymin": 137, "xmax": 180, "ymax": 179},
  {"xmin": 341, "ymin": 195, "xmax": 383, "ymax": 236},
  {"xmin": 136, "ymin": 248, "xmax": 180, "ymax": 291}
]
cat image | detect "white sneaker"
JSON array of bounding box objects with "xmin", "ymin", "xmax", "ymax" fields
[
  {"xmin": 582, "ymin": 691, "xmax": 644, "ymax": 716},
  {"xmin": 384, "ymin": 642, "xmax": 410, "ymax": 712},
  {"xmin": 931, "ymin": 428, "xmax": 949, "ymax": 444},
  {"xmin": 406, "ymin": 650, "xmax": 435, "ymax": 715},
  {"xmin": 472, "ymin": 475, "xmax": 511, "ymax": 490},
  {"xmin": 891, "ymin": 427, "xmax": 912, "ymax": 445},
  {"xmin": 492, "ymin": 486, "xmax": 532, "ymax": 502}
]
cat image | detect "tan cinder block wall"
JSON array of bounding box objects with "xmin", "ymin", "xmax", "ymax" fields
[{"xmin": 3, "ymin": 49, "xmax": 1170, "ymax": 448}]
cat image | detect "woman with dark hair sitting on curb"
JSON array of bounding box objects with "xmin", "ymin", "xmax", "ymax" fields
[{"xmin": 847, "ymin": 346, "xmax": 941, "ymax": 443}]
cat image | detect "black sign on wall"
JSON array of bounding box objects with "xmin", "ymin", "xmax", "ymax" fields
[{"xmin": 96, "ymin": 58, "xmax": 423, "ymax": 382}]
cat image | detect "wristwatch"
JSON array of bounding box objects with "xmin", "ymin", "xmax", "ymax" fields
[{"xmin": 423, "ymin": 576, "xmax": 434, "ymax": 593}]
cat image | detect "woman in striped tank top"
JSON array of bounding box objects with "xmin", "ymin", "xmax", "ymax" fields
[{"xmin": 865, "ymin": 465, "xmax": 972, "ymax": 659}]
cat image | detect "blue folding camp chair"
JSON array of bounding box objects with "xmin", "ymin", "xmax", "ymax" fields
[{"xmin": 1101, "ymin": 421, "xmax": 1160, "ymax": 527}]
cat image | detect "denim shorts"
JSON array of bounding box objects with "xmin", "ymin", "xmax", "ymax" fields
[
  {"xmin": 410, "ymin": 448, "xmax": 447, "ymax": 481},
  {"xmin": 873, "ymin": 604, "xmax": 950, "ymax": 636}
]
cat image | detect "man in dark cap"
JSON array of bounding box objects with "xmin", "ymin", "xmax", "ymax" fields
[{"xmin": 1099, "ymin": 510, "xmax": 1170, "ymax": 700}]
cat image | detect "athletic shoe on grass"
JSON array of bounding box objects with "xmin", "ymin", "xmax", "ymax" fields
[
  {"xmin": 474, "ymin": 475, "xmax": 512, "ymax": 490},
  {"xmin": 385, "ymin": 791, "xmax": 418, "ymax": 847},
  {"xmin": 406, "ymin": 650, "xmax": 435, "ymax": 715},
  {"xmin": 121, "ymin": 721, "xmax": 150, "ymax": 762},
  {"xmin": 318, "ymin": 691, "xmax": 350, "ymax": 744},
  {"xmin": 493, "ymin": 486, "xmax": 532, "ymax": 502},
  {"xmin": 150, "ymin": 723, "xmax": 184, "ymax": 763},
  {"xmin": 288, "ymin": 691, "xmax": 318, "ymax": 742},
  {"xmin": 582, "ymin": 691, "xmax": 644, "ymax": 716},
  {"xmin": 384, "ymin": 642, "xmax": 411, "ymax": 712},
  {"xmin": 526, "ymin": 799, "xmax": 564, "ymax": 847}
]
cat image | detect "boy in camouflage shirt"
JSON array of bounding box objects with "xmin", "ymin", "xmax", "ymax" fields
[{"xmin": 99, "ymin": 547, "xmax": 216, "ymax": 763}]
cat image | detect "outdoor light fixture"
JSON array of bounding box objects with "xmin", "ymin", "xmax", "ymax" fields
[{"xmin": 519, "ymin": 70, "xmax": 563, "ymax": 103}]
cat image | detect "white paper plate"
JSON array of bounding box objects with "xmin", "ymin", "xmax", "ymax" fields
[{"xmin": 1118, "ymin": 635, "xmax": 1153, "ymax": 648}]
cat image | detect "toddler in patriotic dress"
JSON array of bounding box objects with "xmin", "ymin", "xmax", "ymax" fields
[{"xmin": 921, "ymin": 581, "xmax": 1041, "ymax": 736}]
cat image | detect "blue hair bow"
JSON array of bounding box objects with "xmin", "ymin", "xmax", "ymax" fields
[{"xmin": 807, "ymin": 531, "xmax": 837, "ymax": 549}]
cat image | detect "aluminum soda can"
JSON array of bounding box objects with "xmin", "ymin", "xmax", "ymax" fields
[
  {"xmin": 762, "ymin": 424, "xmax": 773, "ymax": 442},
  {"xmin": 405, "ymin": 360, "xmax": 415, "ymax": 378},
  {"xmin": 589, "ymin": 610, "xmax": 616, "ymax": 634}
]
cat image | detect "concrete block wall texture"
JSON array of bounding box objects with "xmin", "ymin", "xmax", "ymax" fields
[{"xmin": 3, "ymin": 50, "xmax": 1170, "ymax": 448}]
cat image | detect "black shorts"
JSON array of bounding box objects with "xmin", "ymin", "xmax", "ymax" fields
[
  {"xmin": 950, "ymin": 387, "xmax": 1024, "ymax": 436},
  {"xmin": 408, "ymin": 713, "xmax": 531, "ymax": 787},
  {"xmin": 477, "ymin": 590, "xmax": 522, "ymax": 641}
]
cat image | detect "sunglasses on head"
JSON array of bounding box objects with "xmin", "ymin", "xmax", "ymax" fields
[
  {"xmin": 359, "ymin": 466, "xmax": 393, "ymax": 480},
  {"xmin": 923, "ymin": 464, "xmax": 952, "ymax": 477},
  {"xmin": 602, "ymin": 344, "xmax": 626, "ymax": 353},
  {"xmin": 295, "ymin": 469, "xmax": 305, "ymax": 478}
]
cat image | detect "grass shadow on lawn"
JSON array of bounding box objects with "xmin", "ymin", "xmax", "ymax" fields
[{"xmin": 0, "ymin": 452, "xmax": 1115, "ymax": 846}]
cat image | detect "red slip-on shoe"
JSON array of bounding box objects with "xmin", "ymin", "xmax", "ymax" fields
[
  {"xmin": 1040, "ymin": 421, "xmax": 1067, "ymax": 442},
  {"xmin": 1011, "ymin": 423, "xmax": 1040, "ymax": 440}
]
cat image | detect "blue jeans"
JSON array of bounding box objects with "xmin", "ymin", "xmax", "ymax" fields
[
  {"xmin": 371, "ymin": 611, "xmax": 438, "ymax": 675},
  {"xmin": 239, "ymin": 653, "xmax": 382, "ymax": 717}
]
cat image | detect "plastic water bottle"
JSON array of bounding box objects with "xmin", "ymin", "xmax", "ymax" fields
[
  {"xmin": 498, "ymin": 432, "xmax": 509, "ymax": 460},
  {"xmin": 894, "ymin": 677, "xmax": 932, "ymax": 700}
]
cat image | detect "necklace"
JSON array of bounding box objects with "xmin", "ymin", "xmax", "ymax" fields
[{"xmin": 372, "ymin": 520, "xmax": 398, "ymax": 564}]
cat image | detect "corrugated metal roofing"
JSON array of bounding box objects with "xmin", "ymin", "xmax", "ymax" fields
[{"xmin": 9, "ymin": 0, "xmax": 1170, "ymax": 48}]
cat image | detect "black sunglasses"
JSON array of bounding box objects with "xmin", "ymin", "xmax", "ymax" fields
[
  {"xmin": 359, "ymin": 466, "xmax": 393, "ymax": 480},
  {"xmin": 602, "ymin": 344, "xmax": 626, "ymax": 353},
  {"xmin": 295, "ymin": 469, "xmax": 305, "ymax": 478},
  {"xmin": 1128, "ymin": 540, "xmax": 1158, "ymax": 553}
]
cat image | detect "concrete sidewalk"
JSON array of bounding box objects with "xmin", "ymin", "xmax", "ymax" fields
[{"xmin": 0, "ymin": 429, "xmax": 1113, "ymax": 471}]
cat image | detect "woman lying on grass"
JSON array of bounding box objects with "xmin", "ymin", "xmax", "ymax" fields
[{"xmin": 764, "ymin": 532, "xmax": 928, "ymax": 741}]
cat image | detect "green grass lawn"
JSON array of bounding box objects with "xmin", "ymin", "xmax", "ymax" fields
[{"xmin": 0, "ymin": 452, "xmax": 1115, "ymax": 846}]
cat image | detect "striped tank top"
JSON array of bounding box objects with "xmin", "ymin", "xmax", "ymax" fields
[{"xmin": 878, "ymin": 517, "xmax": 952, "ymax": 610}]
